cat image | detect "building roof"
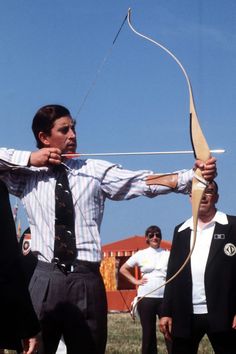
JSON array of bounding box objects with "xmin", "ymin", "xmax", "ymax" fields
[{"xmin": 102, "ymin": 235, "xmax": 171, "ymax": 253}]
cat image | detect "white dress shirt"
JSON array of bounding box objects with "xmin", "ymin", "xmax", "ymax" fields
[
  {"xmin": 178, "ymin": 211, "xmax": 228, "ymax": 313},
  {"xmin": 0, "ymin": 148, "xmax": 193, "ymax": 262}
]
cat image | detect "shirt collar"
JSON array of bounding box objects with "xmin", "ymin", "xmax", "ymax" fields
[{"xmin": 178, "ymin": 210, "xmax": 228, "ymax": 232}]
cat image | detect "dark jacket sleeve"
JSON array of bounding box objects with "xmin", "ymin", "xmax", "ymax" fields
[
  {"xmin": 161, "ymin": 223, "xmax": 193, "ymax": 337},
  {"xmin": 0, "ymin": 181, "xmax": 40, "ymax": 348},
  {"xmin": 204, "ymin": 216, "xmax": 236, "ymax": 332}
]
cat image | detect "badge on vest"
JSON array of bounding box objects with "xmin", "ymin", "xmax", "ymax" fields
[
  {"xmin": 22, "ymin": 233, "xmax": 31, "ymax": 256},
  {"xmin": 224, "ymin": 243, "xmax": 236, "ymax": 257},
  {"xmin": 214, "ymin": 234, "xmax": 225, "ymax": 240}
]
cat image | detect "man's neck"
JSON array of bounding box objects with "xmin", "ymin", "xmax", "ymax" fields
[{"xmin": 198, "ymin": 209, "xmax": 217, "ymax": 228}]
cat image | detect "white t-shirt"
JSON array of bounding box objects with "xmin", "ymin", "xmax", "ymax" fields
[{"xmin": 126, "ymin": 247, "xmax": 170, "ymax": 298}]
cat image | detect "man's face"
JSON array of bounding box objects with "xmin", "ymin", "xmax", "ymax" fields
[
  {"xmin": 190, "ymin": 182, "xmax": 219, "ymax": 216},
  {"xmin": 41, "ymin": 116, "xmax": 77, "ymax": 153}
]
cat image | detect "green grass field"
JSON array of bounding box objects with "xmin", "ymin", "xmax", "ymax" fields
[
  {"xmin": 1, "ymin": 313, "xmax": 214, "ymax": 354},
  {"xmin": 106, "ymin": 313, "xmax": 214, "ymax": 354}
]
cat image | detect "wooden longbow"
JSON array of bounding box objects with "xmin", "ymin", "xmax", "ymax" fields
[{"xmin": 126, "ymin": 8, "xmax": 211, "ymax": 318}]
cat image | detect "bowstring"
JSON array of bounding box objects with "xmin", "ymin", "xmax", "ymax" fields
[{"xmin": 75, "ymin": 14, "xmax": 127, "ymax": 119}]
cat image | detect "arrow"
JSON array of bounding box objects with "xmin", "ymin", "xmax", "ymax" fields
[{"xmin": 62, "ymin": 149, "xmax": 225, "ymax": 158}]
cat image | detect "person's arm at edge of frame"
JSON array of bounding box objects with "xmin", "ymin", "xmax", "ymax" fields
[
  {"xmin": 232, "ymin": 315, "xmax": 236, "ymax": 330},
  {"xmin": 22, "ymin": 334, "xmax": 40, "ymax": 354}
]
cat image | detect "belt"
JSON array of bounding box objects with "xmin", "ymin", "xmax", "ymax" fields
[{"xmin": 37, "ymin": 259, "xmax": 100, "ymax": 274}]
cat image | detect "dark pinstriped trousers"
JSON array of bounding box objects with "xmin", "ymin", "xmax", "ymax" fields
[{"xmin": 29, "ymin": 261, "xmax": 107, "ymax": 354}]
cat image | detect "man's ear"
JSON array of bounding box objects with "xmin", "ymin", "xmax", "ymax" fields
[{"xmin": 38, "ymin": 132, "xmax": 50, "ymax": 147}]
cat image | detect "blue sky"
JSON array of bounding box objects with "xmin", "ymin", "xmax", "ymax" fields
[{"xmin": 0, "ymin": 1, "xmax": 235, "ymax": 244}]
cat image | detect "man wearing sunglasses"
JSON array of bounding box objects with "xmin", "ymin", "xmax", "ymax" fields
[{"xmin": 160, "ymin": 181, "xmax": 236, "ymax": 354}]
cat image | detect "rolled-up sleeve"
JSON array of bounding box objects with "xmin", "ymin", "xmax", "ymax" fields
[
  {"xmin": 0, "ymin": 148, "xmax": 32, "ymax": 197},
  {"xmin": 176, "ymin": 169, "xmax": 193, "ymax": 194},
  {"xmin": 0, "ymin": 148, "xmax": 31, "ymax": 169}
]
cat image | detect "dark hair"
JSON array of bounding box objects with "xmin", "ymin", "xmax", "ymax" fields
[
  {"xmin": 210, "ymin": 180, "xmax": 219, "ymax": 194},
  {"xmin": 145, "ymin": 225, "xmax": 162, "ymax": 240},
  {"xmin": 189, "ymin": 180, "xmax": 219, "ymax": 196},
  {"xmin": 32, "ymin": 104, "xmax": 71, "ymax": 148}
]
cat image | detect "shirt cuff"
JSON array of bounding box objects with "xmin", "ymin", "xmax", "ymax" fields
[
  {"xmin": 177, "ymin": 169, "xmax": 194, "ymax": 193},
  {"xmin": 0, "ymin": 148, "xmax": 31, "ymax": 167},
  {"xmin": 12, "ymin": 150, "xmax": 31, "ymax": 166}
]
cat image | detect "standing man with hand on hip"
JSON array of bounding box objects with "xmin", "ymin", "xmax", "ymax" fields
[
  {"xmin": 160, "ymin": 181, "xmax": 236, "ymax": 354},
  {"xmin": 0, "ymin": 104, "xmax": 216, "ymax": 354}
]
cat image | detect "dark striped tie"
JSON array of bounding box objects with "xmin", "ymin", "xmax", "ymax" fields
[{"xmin": 53, "ymin": 165, "xmax": 77, "ymax": 265}]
